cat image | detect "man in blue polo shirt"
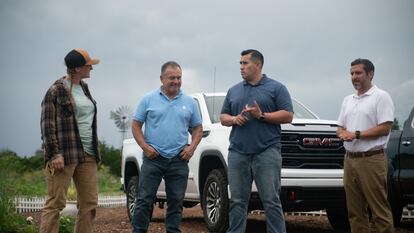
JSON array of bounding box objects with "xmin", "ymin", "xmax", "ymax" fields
[
  {"xmin": 221, "ymin": 49, "xmax": 293, "ymax": 233},
  {"xmin": 131, "ymin": 61, "xmax": 203, "ymax": 233}
]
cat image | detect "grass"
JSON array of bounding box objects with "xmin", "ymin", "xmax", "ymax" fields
[
  {"xmin": 0, "ymin": 147, "xmax": 123, "ymax": 232},
  {"xmin": 8, "ymin": 170, "xmax": 46, "ymax": 196},
  {"xmin": 0, "ymin": 185, "xmax": 36, "ymax": 233},
  {"xmin": 7, "ymin": 168, "xmax": 123, "ymax": 197},
  {"xmin": 98, "ymin": 165, "xmax": 123, "ymax": 195},
  {"xmin": 0, "ymin": 158, "xmax": 122, "ymax": 197}
]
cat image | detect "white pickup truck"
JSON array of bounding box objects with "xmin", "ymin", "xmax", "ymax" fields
[{"xmin": 121, "ymin": 93, "xmax": 348, "ymax": 232}]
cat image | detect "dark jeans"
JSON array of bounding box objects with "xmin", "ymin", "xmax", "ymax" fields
[{"xmin": 132, "ymin": 155, "xmax": 189, "ymax": 233}]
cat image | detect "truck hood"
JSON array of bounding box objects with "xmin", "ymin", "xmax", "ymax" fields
[
  {"xmin": 291, "ymin": 118, "xmax": 338, "ymax": 126},
  {"xmin": 283, "ymin": 118, "xmax": 339, "ymax": 132}
]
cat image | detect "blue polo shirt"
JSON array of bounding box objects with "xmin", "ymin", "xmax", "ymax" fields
[
  {"xmin": 221, "ymin": 74, "xmax": 293, "ymax": 154},
  {"xmin": 133, "ymin": 88, "xmax": 202, "ymax": 158}
]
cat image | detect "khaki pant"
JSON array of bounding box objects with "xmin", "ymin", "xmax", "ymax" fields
[
  {"xmin": 40, "ymin": 154, "xmax": 98, "ymax": 233},
  {"xmin": 344, "ymin": 152, "xmax": 394, "ymax": 233}
]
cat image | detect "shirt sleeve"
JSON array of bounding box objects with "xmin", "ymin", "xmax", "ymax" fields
[
  {"xmin": 133, "ymin": 96, "xmax": 148, "ymax": 123},
  {"xmin": 337, "ymin": 98, "xmax": 347, "ymax": 127},
  {"xmin": 376, "ymin": 91, "xmax": 394, "ymax": 124},
  {"xmin": 220, "ymin": 90, "xmax": 231, "ymax": 115},
  {"xmin": 190, "ymin": 100, "xmax": 202, "ymax": 127},
  {"xmin": 275, "ymin": 84, "xmax": 293, "ymax": 113},
  {"xmin": 40, "ymin": 86, "xmax": 60, "ymax": 160}
]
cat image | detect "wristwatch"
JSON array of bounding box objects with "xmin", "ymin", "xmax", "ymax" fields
[
  {"xmin": 355, "ymin": 130, "xmax": 361, "ymax": 139},
  {"xmin": 259, "ymin": 112, "xmax": 265, "ymax": 121}
]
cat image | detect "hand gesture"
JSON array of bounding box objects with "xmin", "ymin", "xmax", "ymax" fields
[{"xmin": 243, "ymin": 101, "xmax": 262, "ymax": 119}]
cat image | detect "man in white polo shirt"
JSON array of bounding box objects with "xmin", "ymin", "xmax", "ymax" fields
[{"xmin": 337, "ymin": 58, "xmax": 394, "ymax": 233}]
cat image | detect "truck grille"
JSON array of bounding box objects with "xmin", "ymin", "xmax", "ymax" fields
[{"xmin": 281, "ymin": 131, "xmax": 345, "ymax": 169}]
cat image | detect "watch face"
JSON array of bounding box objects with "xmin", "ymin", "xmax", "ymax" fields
[{"xmin": 259, "ymin": 113, "xmax": 265, "ymax": 120}]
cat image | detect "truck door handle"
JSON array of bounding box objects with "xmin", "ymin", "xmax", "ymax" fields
[{"xmin": 402, "ymin": 140, "xmax": 411, "ymax": 146}]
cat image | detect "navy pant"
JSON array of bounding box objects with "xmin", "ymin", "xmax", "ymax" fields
[{"xmin": 132, "ymin": 155, "xmax": 189, "ymax": 233}]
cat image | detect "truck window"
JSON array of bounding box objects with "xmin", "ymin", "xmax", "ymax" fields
[
  {"xmin": 292, "ymin": 100, "xmax": 318, "ymax": 119},
  {"xmin": 205, "ymin": 96, "xmax": 225, "ymax": 124},
  {"xmin": 193, "ymin": 98, "xmax": 202, "ymax": 121}
]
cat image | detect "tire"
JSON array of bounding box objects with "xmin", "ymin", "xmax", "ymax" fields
[
  {"xmin": 388, "ymin": 176, "xmax": 404, "ymax": 227},
  {"xmin": 126, "ymin": 175, "xmax": 139, "ymax": 221},
  {"xmin": 202, "ymin": 169, "xmax": 229, "ymax": 233},
  {"xmin": 326, "ymin": 205, "xmax": 350, "ymax": 231}
]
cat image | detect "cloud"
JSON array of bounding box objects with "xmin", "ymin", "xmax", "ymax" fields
[{"xmin": 0, "ymin": 0, "xmax": 413, "ymax": 156}]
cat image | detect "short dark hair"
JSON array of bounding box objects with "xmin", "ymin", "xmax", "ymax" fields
[
  {"xmin": 351, "ymin": 58, "xmax": 375, "ymax": 74},
  {"xmin": 241, "ymin": 49, "xmax": 264, "ymax": 67},
  {"xmin": 161, "ymin": 61, "xmax": 181, "ymax": 75}
]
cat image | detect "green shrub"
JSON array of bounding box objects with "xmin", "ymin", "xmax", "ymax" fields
[
  {"xmin": 59, "ymin": 215, "xmax": 75, "ymax": 233},
  {"xmin": 99, "ymin": 141, "xmax": 121, "ymax": 177},
  {"xmin": 24, "ymin": 153, "xmax": 44, "ymax": 171},
  {"xmin": 0, "ymin": 150, "xmax": 25, "ymax": 173},
  {"xmin": 98, "ymin": 165, "xmax": 122, "ymax": 194},
  {"xmin": 2, "ymin": 169, "xmax": 46, "ymax": 196},
  {"xmin": 0, "ymin": 149, "xmax": 122, "ymax": 198},
  {"xmin": 0, "ymin": 185, "xmax": 36, "ymax": 233}
]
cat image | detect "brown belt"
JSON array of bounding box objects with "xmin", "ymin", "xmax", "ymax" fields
[{"xmin": 346, "ymin": 149, "xmax": 384, "ymax": 158}]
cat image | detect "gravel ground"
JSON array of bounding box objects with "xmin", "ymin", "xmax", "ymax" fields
[{"xmin": 23, "ymin": 205, "xmax": 414, "ymax": 232}]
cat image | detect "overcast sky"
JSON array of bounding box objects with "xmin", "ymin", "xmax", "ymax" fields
[{"xmin": 1, "ymin": 0, "xmax": 413, "ymax": 157}]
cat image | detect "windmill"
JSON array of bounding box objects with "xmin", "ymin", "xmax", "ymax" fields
[{"xmin": 110, "ymin": 105, "xmax": 133, "ymax": 144}]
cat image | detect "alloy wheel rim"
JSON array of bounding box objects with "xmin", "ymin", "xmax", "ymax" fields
[
  {"xmin": 127, "ymin": 185, "xmax": 137, "ymax": 217},
  {"xmin": 206, "ymin": 181, "xmax": 221, "ymax": 224}
]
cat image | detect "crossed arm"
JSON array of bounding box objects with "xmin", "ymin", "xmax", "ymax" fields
[{"xmin": 336, "ymin": 122, "xmax": 392, "ymax": 141}]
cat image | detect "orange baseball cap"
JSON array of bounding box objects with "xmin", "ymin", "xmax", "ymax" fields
[{"xmin": 64, "ymin": 48, "xmax": 100, "ymax": 68}]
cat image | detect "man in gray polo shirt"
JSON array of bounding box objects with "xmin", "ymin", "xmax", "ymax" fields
[{"xmin": 221, "ymin": 49, "xmax": 293, "ymax": 233}]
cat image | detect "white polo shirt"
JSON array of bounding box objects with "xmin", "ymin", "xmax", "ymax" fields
[{"xmin": 337, "ymin": 85, "xmax": 394, "ymax": 152}]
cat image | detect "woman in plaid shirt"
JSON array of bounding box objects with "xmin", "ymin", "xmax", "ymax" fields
[{"xmin": 40, "ymin": 48, "xmax": 101, "ymax": 233}]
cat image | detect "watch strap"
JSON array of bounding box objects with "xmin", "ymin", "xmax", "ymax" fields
[
  {"xmin": 355, "ymin": 130, "xmax": 361, "ymax": 139},
  {"xmin": 259, "ymin": 112, "xmax": 265, "ymax": 120}
]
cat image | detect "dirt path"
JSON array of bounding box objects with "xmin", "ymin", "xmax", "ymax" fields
[{"xmin": 23, "ymin": 205, "xmax": 414, "ymax": 232}]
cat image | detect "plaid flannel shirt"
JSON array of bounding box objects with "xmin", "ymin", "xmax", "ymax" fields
[{"xmin": 40, "ymin": 77, "xmax": 101, "ymax": 165}]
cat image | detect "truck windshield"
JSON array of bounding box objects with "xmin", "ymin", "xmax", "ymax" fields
[{"xmin": 205, "ymin": 96, "xmax": 318, "ymax": 124}]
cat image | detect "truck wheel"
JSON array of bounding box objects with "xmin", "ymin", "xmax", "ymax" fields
[
  {"xmin": 126, "ymin": 176, "xmax": 139, "ymax": 221},
  {"xmin": 388, "ymin": 176, "xmax": 404, "ymax": 226},
  {"xmin": 202, "ymin": 169, "xmax": 229, "ymax": 233},
  {"xmin": 326, "ymin": 206, "xmax": 350, "ymax": 231}
]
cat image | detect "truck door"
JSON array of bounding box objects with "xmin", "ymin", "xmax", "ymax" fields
[{"xmin": 398, "ymin": 107, "xmax": 414, "ymax": 197}]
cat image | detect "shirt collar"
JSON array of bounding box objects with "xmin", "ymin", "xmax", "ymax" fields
[
  {"xmin": 243, "ymin": 74, "xmax": 267, "ymax": 86},
  {"xmin": 353, "ymin": 85, "xmax": 377, "ymax": 99},
  {"xmin": 158, "ymin": 86, "xmax": 183, "ymax": 100}
]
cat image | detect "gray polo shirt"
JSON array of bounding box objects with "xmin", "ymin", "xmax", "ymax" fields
[{"xmin": 221, "ymin": 74, "xmax": 293, "ymax": 154}]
